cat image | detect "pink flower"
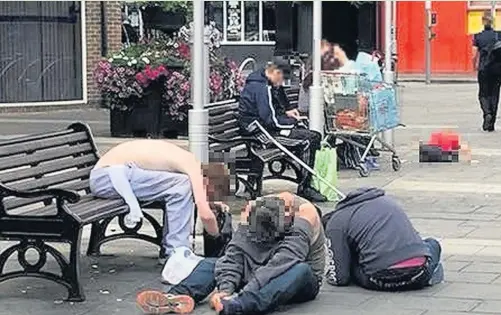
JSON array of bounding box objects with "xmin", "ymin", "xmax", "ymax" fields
[{"xmin": 135, "ymin": 72, "xmax": 148, "ymax": 86}]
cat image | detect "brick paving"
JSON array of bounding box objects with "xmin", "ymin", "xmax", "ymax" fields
[{"xmin": 1, "ymin": 82, "xmax": 501, "ymax": 315}]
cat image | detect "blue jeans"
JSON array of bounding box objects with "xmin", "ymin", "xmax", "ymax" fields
[
  {"xmin": 169, "ymin": 258, "xmax": 319, "ymax": 314},
  {"xmin": 353, "ymin": 237, "xmax": 442, "ymax": 291}
]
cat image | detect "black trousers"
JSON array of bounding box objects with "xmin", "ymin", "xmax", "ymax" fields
[
  {"xmin": 478, "ymin": 70, "xmax": 501, "ymax": 128},
  {"xmin": 274, "ymin": 127, "xmax": 321, "ymax": 191}
]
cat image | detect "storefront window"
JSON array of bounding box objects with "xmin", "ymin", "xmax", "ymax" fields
[
  {"xmin": 244, "ymin": 1, "xmax": 259, "ymax": 41},
  {"xmin": 468, "ymin": 1, "xmax": 500, "ymax": 9},
  {"xmin": 207, "ymin": 0, "xmax": 276, "ymax": 44}
]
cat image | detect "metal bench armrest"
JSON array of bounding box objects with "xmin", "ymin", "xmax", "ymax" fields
[
  {"xmin": 208, "ymin": 135, "xmax": 261, "ymax": 145},
  {"xmin": 0, "ymin": 182, "xmax": 81, "ymax": 204}
]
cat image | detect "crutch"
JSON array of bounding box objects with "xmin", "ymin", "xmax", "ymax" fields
[{"xmin": 249, "ymin": 121, "xmax": 346, "ymax": 200}]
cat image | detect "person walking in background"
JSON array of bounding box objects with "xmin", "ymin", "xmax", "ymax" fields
[{"xmin": 473, "ymin": 11, "xmax": 501, "ymax": 132}]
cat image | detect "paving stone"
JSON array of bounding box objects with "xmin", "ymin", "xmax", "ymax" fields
[
  {"xmin": 472, "ymin": 300, "xmax": 501, "ymax": 313},
  {"xmin": 444, "ymin": 271, "xmax": 500, "ymax": 284},
  {"xmin": 466, "ymin": 228, "xmax": 501, "ymax": 240},
  {"xmin": 462, "ymin": 262, "xmax": 501, "ymax": 274},
  {"xmin": 434, "ymin": 283, "xmax": 501, "ymax": 300},
  {"xmin": 361, "ymin": 296, "xmax": 481, "ymax": 312}
]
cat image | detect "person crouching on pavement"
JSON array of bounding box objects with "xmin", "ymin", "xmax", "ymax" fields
[
  {"xmin": 89, "ymin": 140, "xmax": 230, "ymax": 264},
  {"xmin": 136, "ymin": 192, "xmax": 325, "ymax": 314},
  {"xmin": 323, "ymin": 187, "xmax": 444, "ymax": 291}
]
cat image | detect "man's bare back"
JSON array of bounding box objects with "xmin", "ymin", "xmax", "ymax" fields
[
  {"xmin": 94, "ymin": 140, "xmax": 218, "ymax": 235},
  {"xmin": 95, "ymin": 140, "xmax": 198, "ymax": 174}
]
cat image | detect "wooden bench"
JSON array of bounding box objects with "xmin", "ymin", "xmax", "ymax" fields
[
  {"xmin": 0, "ymin": 122, "xmax": 165, "ymax": 302},
  {"xmin": 207, "ymin": 99, "xmax": 305, "ymax": 198}
]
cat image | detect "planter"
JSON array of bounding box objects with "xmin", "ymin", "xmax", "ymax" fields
[
  {"xmin": 160, "ymin": 108, "xmax": 188, "ymax": 138},
  {"xmin": 109, "ymin": 81, "xmax": 163, "ymax": 138},
  {"xmin": 142, "ymin": 7, "xmax": 186, "ymax": 35}
]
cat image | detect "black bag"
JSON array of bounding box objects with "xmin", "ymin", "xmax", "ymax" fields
[
  {"xmin": 419, "ymin": 144, "xmax": 458, "ymax": 163},
  {"xmin": 202, "ymin": 205, "xmax": 233, "ymax": 258}
]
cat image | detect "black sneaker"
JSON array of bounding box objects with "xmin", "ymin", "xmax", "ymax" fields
[
  {"xmin": 483, "ymin": 114, "xmax": 493, "ymax": 131},
  {"xmin": 298, "ymin": 187, "xmax": 327, "ymax": 203}
]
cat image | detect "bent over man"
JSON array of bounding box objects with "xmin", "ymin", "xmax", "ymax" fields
[
  {"xmin": 136, "ymin": 192, "xmax": 324, "ymax": 314},
  {"xmin": 323, "ymin": 187, "xmax": 444, "ymax": 291},
  {"xmin": 238, "ymin": 63, "xmax": 326, "ymax": 202},
  {"xmin": 89, "ymin": 140, "xmax": 229, "ymax": 263}
]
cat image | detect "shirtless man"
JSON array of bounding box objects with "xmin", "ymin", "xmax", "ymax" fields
[
  {"xmin": 89, "ymin": 140, "xmax": 229, "ymax": 263},
  {"xmin": 136, "ymin": 192, "xmax": 324, "ymax": 315}
]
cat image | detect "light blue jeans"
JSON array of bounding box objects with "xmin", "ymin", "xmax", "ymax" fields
[{"xmin": 89, "ymin": 164, "xmax": 194, "ymax": 256}]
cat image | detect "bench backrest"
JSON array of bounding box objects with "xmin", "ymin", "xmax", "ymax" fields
[
  {"xmin": 207, "ymin": 99, "xmax": 242, "ymax": 152},
  {"xmin": 0, "ymin": 123, "xmax": 98, "ymax": 214}
]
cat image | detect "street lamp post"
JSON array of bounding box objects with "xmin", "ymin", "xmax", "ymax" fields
[
  {"xmin": 383, "ymin": 0, "xmax": 395, "ymax": 146},
  {"xmin": 309, "ymin": 0, "xmax": 324, "ymax": 136},
  {"xmin": 189, "ymin": 0, "xmax": 209, "ymax": 164},
  {"xmin": 424, "ymin": 0, "xmax": 431, "ymax": 85},
  {"xmin": 492, "ymin": 1, "xmax": 497, "ymax": 28}
]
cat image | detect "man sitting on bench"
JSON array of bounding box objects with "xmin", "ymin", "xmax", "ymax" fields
[
  {"xmin": 89, "ymin": 140, "xmax": 229, "ymax": 264},
  {"xmin": 323, "ymin": 187, "xmax": 444, "ymax": 291},
  {"xmin": 136, "ymin": 192, "xmax": 324, "ymax": 315},
  {"xmin": 238, "ymin": 63, "xmax": 326, "ymax": 202}
]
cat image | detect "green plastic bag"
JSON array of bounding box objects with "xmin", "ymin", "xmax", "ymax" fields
[{"xmin": 311, "ymin": 146, "xmax": 338, "ymax": 202}]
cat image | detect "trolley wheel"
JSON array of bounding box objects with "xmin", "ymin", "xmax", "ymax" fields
[
  {"xmin": 392, "ymin": 156, "xmax": 402, "ymax": 171},
  {"xmin": 358, "ymin": 164, "xmax": 370, "ymax": 177}
]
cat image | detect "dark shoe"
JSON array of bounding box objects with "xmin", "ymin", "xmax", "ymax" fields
[
  {"xmin": 483, "ymin": 114, "xmax": 493, "ymax": 131},
  {"xmin": 219, "ymin": 298, "xmax": 243, "ymax": 315},
  {"xmin": 298, "ymin": 187, "xmax": 327, "ymax": 203}
]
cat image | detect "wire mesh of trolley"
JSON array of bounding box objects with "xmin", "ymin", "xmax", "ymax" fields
[{"xmin": 320, "ymin": 70, "xmax": 402, "ymax": 177}]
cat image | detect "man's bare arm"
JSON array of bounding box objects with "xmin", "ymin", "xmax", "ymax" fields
[
  {"xmin": 184, "ymin": 159, "xmax": 219, "ymax": 236},
  {"xmin": 472, "ymin": 46, "xmax": 479, "ymax": 70}
]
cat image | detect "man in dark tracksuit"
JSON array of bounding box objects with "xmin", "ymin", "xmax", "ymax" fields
[
  {"xmin": 238, "ymin": 63, "xmax": 326, "ymax": 202},
  {"xmin": 473, "ymin": 11, "xmax": 501, "ymax": 132},
  {"xmin": 323, "ymin": 187, "xmax": 444, "ymax": 291}
]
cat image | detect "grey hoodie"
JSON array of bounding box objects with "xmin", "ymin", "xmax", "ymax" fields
[
  {"xmin": 324, "ymin": 187, "xmax": 430, "ymax": 286},
  {"xmin": 214, "ymin": 215, "xmax": 323, "ymax": 294}
]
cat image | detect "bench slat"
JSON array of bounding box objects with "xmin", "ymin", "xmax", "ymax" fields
[
  {"xmin": 3, "ymin": 179, "xmax": 90, "ymax": 210},
  {"xmin": 0, "ymin": 132, "xmax": 89, "ymax": 158},
  {"xmin": 208, "ymin": 103, "xmax": 238, "ymax": 116},
  {"xmin": 9, "ymin": 166, "xmax": 92, "ymax": 192},
  {"xmin": 209, "ymin": 112, "xmax": 237, "ymax": 125},
  {"xmin": 0, "ymin": 154, "xmax": 97, "ymax": 184},
  {"xmin": 0, "ymin": 129, "xmax": 75, "ymax": 147},
  {"xmin": 208, "ymin": 120, "xmax": 239, "ymax": 135},
  {"xmin": 0, "ymin": 143, "xmax": 93, "ymax": 171}
]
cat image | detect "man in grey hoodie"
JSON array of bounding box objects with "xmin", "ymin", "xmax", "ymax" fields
[
  {"xmin": 323, "ymin": 187, "xmax": 444, "ymax": 291},
  {"xmin": 136, "ymin": 192, "xmax": 325, "ymax": 315}
]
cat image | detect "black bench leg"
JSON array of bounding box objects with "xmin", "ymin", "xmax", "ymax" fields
[
  {"xmin": 62, "ymin": 227, "xmax": 85, "ymax": 302},
  {"xmin": 87, "ymin": 221, "xmax": 105, "ymax": 256},
  {"xmin": 0, "ymin": 231, "xmax": 85, "ymax": 302},
  {"xmin": 86, "ymin": 213, "xmax": 164, "ymax": 256}
]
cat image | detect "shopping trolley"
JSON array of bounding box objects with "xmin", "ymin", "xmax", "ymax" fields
[{"xmin": 321, "ymin": 70, "xmax": 402, "ymax": 177}]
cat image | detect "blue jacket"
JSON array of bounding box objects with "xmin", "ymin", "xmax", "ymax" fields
[{"xmin": 238, "ymin": 69, "xmax": 296, "ymax": 132}]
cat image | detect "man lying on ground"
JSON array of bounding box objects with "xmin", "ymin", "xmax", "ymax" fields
[
  {"xmin": 89, "ymin": 140, "xmax": 230, "ymax": 264},
  {"xmin": 136, "ymin": 192, "xmax": 325, "ymax": 314},
  {"xmin": 323, "ymin": 187, "xmax": 444, "ymax": 291}
]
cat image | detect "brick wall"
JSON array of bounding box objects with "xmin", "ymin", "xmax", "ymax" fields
[{"xmin": 85, "ymin": 1, "xmax": 122, "ymax": 105}]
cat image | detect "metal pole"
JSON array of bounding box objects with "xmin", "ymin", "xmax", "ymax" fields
[
  {"xmin": 425, "ymin": 0, "xmax": 431, "ymax": 84},
  {"xmin": 383, "ymin": 0, "xmax": 394, "ymax": 146},
  {"xmin": 492, "ymin": 1, "xmax": 496, "ymax": 28},
  {"xmin": 189, "ymin": 0, "xmax": 209, "ymax": 163},
  {"xmin": 309, "ymin": 0, "xmax": 324, "ymax": 135}
]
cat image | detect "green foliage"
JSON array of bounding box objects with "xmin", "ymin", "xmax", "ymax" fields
[{"xmin": 137, "ymin": 1, "xmax": 193, "ymax": 20}]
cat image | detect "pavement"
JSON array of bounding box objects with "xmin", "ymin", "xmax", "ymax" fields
[{"xmin": 1, "ymin": 82, "xmax": 501, "ymax": 315}]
